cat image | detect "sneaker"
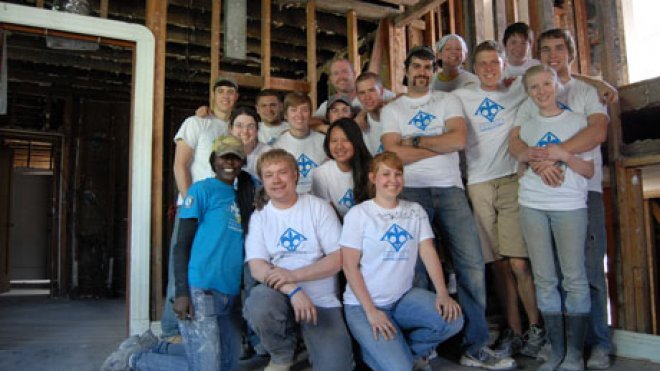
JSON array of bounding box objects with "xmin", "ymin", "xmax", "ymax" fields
[
  {"xmin": 520, "ymin": 324, "xmax": 546, "ymax": 358},
  {"xmin": 587, "ymin": 347, "xmax": 611, "ymax": 369},
  {"xmin": 459, "ymin": 346, "xmax": 517, "ymax": 370},
  {"xmin": 264, "ymin": 360, "xmax": 293, "ymax": 371},
  {"xmin": 413, "ymin": 357, "xmax": 432, "ymax": 371},
  {"xmin": 492, "ymin": 328, "xmax": 523, "ymax": 357},
  {"xmin": 101, "ymin": 331, "xmax": 158, "ymax": 371},
  {"xmin": 536, "ymin": 341, "xmax": 552, "ymax": 362}
]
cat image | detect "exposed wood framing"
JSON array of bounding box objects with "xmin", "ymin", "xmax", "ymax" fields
[
  {"xmin": 210, "ymin": 0, "xmax": 221, "ymax": 101},
  {"xmin": 367, "ymin": 19, "xmax": 387, "ymax": 73},
  {"xmin": 644, "ymin": 199, "xmax": 659, "ymax": 334},
  {"xmin": 385, "ymin": 18, "xmax": 406, "ymax": 93},
  {"xmin": 506, "ymin": 0, "xmax": 518, "ymax": 24},
  {"xmin": 261, "ymin": 0, "xmax": 272, "ymax": 88},
  {"xmin": 494, "ymin": 0, "xmax": 508, "ymax": 42},
  {"xmin": 407, "ymin": 25, "xmax": 424, "ymax": 49},
  {"xmin": 100, "ymin": 0, "xmax": 109, "ymax": 19},
  {"xmin": 145, "ymin": 0, "xmax": 167, "ymax": 322},
  {"xmin": 424, "ymin": 9, "xmax": 436, "ymax": 48},
  {"xmin": 278, "ymin": 0, "xmax": 402, "ymax": 21},
  {"xmin": 347, "ymin": 9, "xmax": 360, "ymax": 74},
  {"xmin": 36, "ymin": 0, "xmax": 44, "ymax": 8},
  {"xmin": 528, "ymin": 0, "xmax": 555, "ymax": 44},
  {"xmin": 448, "ymin": 0, "xmax": 457, "ymax": 34},
  {"xmin": 394, "ymin": 0, "xmax": 445, "ymax": 27},
  {"xmin": 307, "ymin": 0, "xmax": 317, "ymax": 107}
]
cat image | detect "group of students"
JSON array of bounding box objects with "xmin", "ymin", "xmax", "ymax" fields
[{"xmin": 102, "ymin": 21, "xmax": 617, "ymax": 371}]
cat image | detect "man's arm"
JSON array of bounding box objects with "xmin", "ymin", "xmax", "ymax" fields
[
  {"xmin": 173, "ymin": 140, "xmax": 194, "ymax": 197},
  {"xmin": 264, "ymin": 251, "xmax": 342, "ymax": 289},
  {"xmin": 572, "ymin": 74, "xmax": 618, "ymax": 105},
  {"xmin": 560, "ymin": 113, "xmax": 608, "ymax": 154},
  {"xmin": 414, "ymin": 116, "xmax": 467, "ymax": 154},
  {"xmin": 381, "ymin": 132, "xmax": 437, "ymax": 165}
]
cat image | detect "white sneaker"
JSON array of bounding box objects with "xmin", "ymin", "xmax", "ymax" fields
[{"xmin": 459, "ymin": 346, "xmax": 517, "ymax": 370}]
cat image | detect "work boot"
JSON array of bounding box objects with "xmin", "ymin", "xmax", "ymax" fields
[
  {"xmin": 538, "ymin": 312, "xmax": 565, "ymax": 371},
  {"xmin": 586, "ymin": 347, "xmax": 610, "ymax": 369},
  {"xmin": 558, "ymin": 314, "xmax": 588, "ymax": 371}
]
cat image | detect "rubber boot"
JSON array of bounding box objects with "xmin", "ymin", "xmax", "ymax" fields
[
  {"xmin": 558, "ymin": 313, "xmax": 588, "ymax": 371},
  {"xmin": 538, "ymin": 312, "xmax": 565, "ymax": 371}
]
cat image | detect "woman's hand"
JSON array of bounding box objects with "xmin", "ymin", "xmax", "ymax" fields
[{"xmin": 289, "ymin": 290, "xmax": 317, "ymax": 324}]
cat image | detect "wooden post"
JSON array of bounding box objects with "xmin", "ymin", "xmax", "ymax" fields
[
  {"xmin": 494, "ymin": 0, "xmax": 508, "ymax": 43},
  {"xmin": 36, "ymin": 0, "xmax": 44, "ymax": 8},
  {"xmin": 210, "ymin": 0, "xmax": 222, "ymax": 103},
  {"xmin": 506, "ymin": 0, "xmax": 518, "ymax": 24},
  {"xmin": 100, "ymin": 0, "xmax": 109, "ymax": 18},
  {"xmin": 386, "ymin": 18, "xmax": 406, "ymax": 94},
  {"xmin": 424, "ymin": 10, "xmax": 436, "ymax": 49},
  {"xmin": 145, "ymin": 0, "xmax": 167, "ymax": 322},
  {"xmin": 307, "ymin": 1, "xmax": 317, "ymax": 109},
  {"xmin": 368, "ymin": 19, "xmax": 387, "ymax": 74},
  {"xmin": 347, "ymin": 9, "xmax": 360, "ymax": 75},
  {"xmin": 261, "ymin": 0, "xmax": 272, "ymax": 88},
  {"xmin": 572, "ymin": 0, "xmax": 590, "ymax": 75}
]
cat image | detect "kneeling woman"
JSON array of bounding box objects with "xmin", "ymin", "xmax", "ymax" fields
[{"xmin": 341, "ymin": 152, "xmax": 464, "ymax": 371}]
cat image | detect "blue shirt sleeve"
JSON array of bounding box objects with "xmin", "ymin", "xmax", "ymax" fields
[{"xmin": 179, "ymin": 182, "xmax": 205, "ymax": 220}]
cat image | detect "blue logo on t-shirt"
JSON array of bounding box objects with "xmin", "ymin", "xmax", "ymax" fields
[
  {"xmin": 277, "ymin": 228, "xmax": 307, "ymax": 252},
  {"xmin": 475, "ymin": 97, "xmax": 505, "ymax": 123},
  {"xmin": 536, "ymin": 132, "xmax": 562, "ymax": 147},
  {"xmin": 380, "ymin": 224, "xmax": 413, "ymax": 252},
  {"xmin": 557, "ymin": 101, "xmax": 572, "ymax": 112},
  {"xmin": 297, "ymin": 154, "xmax": 318, "ymax": 177},
  {"xmin": 376, "ymin": 143, "xmax": 384, "ymax": 154},
  {"xmin": 408, "ymin": 111, "xmax": 437, "ymax": 131},
  {"xmin": 338, "ymin": 189, "xmax": 355, "ymax": 209}
]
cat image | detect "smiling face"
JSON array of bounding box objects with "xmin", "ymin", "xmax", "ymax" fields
[
  {"xmin": 212, "ymin": 86, "xmax": 239, "ymax": 115},
  {"xmin": 539, "ymin": 37, "xmax": 571, "ymax": 78},
  {"xmin": 230, "ymin": 113, "xmax": 258, "ymax": 147},
  {"xmin": 356, "ymin": 78, "xmax": 384, "ymax": 113},
  {"xmin": 440, "ymin": 39, "xmax": 465, "ymax": 69},
  {"xmin": 256, "ymin": 95, "xmax": 282, "ymax": 125},
  {"xmin": 330, "ymin": 60, "xmax": 356, "ymax": 95},
  {"xmin": 474, "ymin": 50, "xmax": 503, "ymax": 90},
  {"xmin": 284, "ymin": 102, "xmax": 311, "ymax": 135},
  {"xmin": 369, "ymin": 162, "xmax": 404, "ymax": 201},
  {"xmin": 213, "ymin": 153, "xmax": 243, "ymax": 184},
  {"xmin": 406, "ymin": 57, "xmax": 434, "ymax": 95},
  {"xmin": 327, "ymin": 126, "xmax": 355, "ymax": 168},
  {"xmin": 327, "ymin": 101, "xmax": 353, "ymax": 123},
  {"xmin": 505, "ymin": 33, "xmax": 531, "ymax": 66},
  {"xmin": 260, "ymin": 159, "xmax": 299, "ymax": 206},
  {"xmin": 525, "ymin": 70, "xmax": 559, "ymax": 112}
]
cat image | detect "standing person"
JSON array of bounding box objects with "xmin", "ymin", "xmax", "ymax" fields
[
  {"xmin": 381, "ymin": 46, "xmax": 515, "ymax": 370},
  {"xmin": 162, "ymin": 76, "xmax": 240, "ymax": 341},
  {"xmin": 272, "ymin": 92, "xmax": 327, "ymax": 194},
  {"xmin": 311, "ymin": 118, "xmax": 372, "ymax": 218},
  {"xmin": 243, "ymin": 149, "xmax": 354, "ymax": 371},
  {"xmin": 341, "ymin": 152, "xmax": 464, "ymax": 371},
  {"xmin": 355, "ymin": 72, "xmax": 387, "ymax": 156},
  {"xmin": 509, "ymin": 28, "xmax": 613, "ymax": 369},
  {"xmin": 514, "ymin": 64, "xmax": 595, "ymax": 371},
  {"xmin": 502, "ymin": 22, "xmax": 540, "ymax": 78},
  {"xmin": 256, "ymin": 89, "xmax": 289, "ymax": 145},
  {"xmin": 432, "ymin": 34, "xmax": 480, "ymax": 92},
  {"xmin": 453, "ymin": 40, "xmax": 544, "ymax": 358},
  {"xmin": 229, "ymin": 106, "xmax": 271, "ymax": 181}
]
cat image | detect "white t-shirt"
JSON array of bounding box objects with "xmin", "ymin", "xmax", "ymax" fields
[
  {"xmin": 516, "ymin": 78, "xmax": 608, "ymax": 192},
  {"xmin": 174, "ymin": 115, "xmax": 228, "ymax": 204},
  {"xmin": 362, "ymin": 113, "xmax": 384, "ymax": 156},
  {"xmin": 432, "ymin": 69, "xmax": 480, "ymax": 92},
  {"xmin": 503, "ymin": 58, "xmax": 540, "ymax": 78},
  {"xmin": 314, "ymin": 90, "xmax": 397, "ymax": 118},
  {"xmin": 245, "ymin": 142, "xmax": 272, "ymax": 180},
  {"xmin": 273, "ymin": 131, "xmax": 327, "ymax": 194},
  {"xmin": 258, "ymin": 121, "xmax": 289, "ymax": 145},
  {"xmin": 245, "ymin": 194, "xmax": 342, "ymax": 308},
  {"xmin": 454, "ymin": 79, "xmax": 526, "ymax": 184},
  {"xmin": 518, "ymin": 110, "xmax": 594, "ymax": 210},
  {"xmin": 311, "ymin": 160, "xmax": 354, "ymax": 218},
  {"xmin": 381, "ymin": 91, "xmax": 464, "ymax": 188},
  {"xmin": 340, "ymin": 199, "xmax": 434, "ymax": 306}
]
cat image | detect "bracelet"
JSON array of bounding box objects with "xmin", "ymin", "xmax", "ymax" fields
[{"xmin": 288, "ymin": 286, "xmax": 302, "ymax": 299}]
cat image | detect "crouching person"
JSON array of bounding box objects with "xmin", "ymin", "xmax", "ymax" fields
[{"xmin": 243, "ymin": 149, "xmax": 354, "ymax": 371}]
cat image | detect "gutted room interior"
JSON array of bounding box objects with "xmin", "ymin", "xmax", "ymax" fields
[{"xmin": 0, "ymin": 0, "xmax": 659, "ymax": 369}]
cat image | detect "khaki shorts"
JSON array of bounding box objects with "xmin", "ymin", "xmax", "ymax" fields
[{"xmin": 467, "ymin": 174, "xmax": 527, "ymax": 263}]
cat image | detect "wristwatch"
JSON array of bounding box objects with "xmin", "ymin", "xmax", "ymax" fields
[{"xmin": 412, "ymin": 136, "xmax": 420, "ymax": 148}]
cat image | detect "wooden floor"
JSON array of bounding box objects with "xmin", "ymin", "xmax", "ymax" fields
[{"xmin": 1, "ymin": 292, "xmax": 660, "ymax": 371}]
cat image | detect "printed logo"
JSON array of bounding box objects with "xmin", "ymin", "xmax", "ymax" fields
[
  {"xmin": 230, "ymin": 202, "xmax": 241, "ymax": 224},
  {"xmin": 338, "ymin": 189, "xmax": 355, "ymax": 209},
  {"xmin": 376, "ymin": 143, "xmax": 384, "ymax": 154},
  {"xmin": 380, "ymin": 224, "xmax": 414, "ymax": 252},
  {"xmin": 536, "ymin": 132, "xmax": 562, "ymax": 147},
  {"xmin": 557, "ymin": 101, "xmax": 572, "ymax": 112},
  {"xmin": 277, "ymin": 228, "xmax": 307, "ymax": 252},
  {"xmin": 408, "ymin": 110, "xmax": 437, "ymax": 131},
  {"xmin": 474, "ymin": 97, "xmax": 505, "ymax": 123},
  {"xmin": 183, "ymin": 196, "xmax": 194, "ymax": 208},
  {"xmin": 297, "ymin": 154, "xmax": 318, "ymax": 177}
]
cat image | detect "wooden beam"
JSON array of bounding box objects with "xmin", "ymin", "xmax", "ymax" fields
[
  {"xmin": 378, "ymin": 0, "xmax": 420, "ymax": 5},
  {"xmin": 261, "ymin": 0, "xmax": 272, "ymax": 88},
  {"xmin": 506, "ymin": 0, "xmax": 518, "ymax": 24},
  {"xmin": 210, "ymin": 0, "xmax": 221, "ymax": 102},
  {"xmin": 494, "ymin": 0, "xmax": 508, "ymax": 42},
  {"xmin": 270, "ymin": 77, "xmax": 310, "ymax": 92},
  {"xmin": 424, "ymin": 10, "xmax": 436, "ymax": 49},
  {"xmin": 145, "ymin": 0, "xmax": 168, "ymax": 323},
  {"xmin": 386, "ymin": 18, "xmax": 406, "ymax": 93},
  {"xmin": 36, "ymin": 0, "xmax": 44, "ymax": 8},
  {"xmin": 276, "ymin": 0, "xmax": 402, "ymax": 21},
  {"xmin": 644, "ymin": 199, "xmax": 659, "ymax": 334},
  {"xmin": 347, "ymin": 9, "xmax": 360, "ymax": 75},
  {"xmin": 307, "ymin": 1, "xmax": 317, "ymax": 108},
  {"xmin": 368, "ymin": 19, "xmax": 387, "ymax": 74},
  {"xmin": 100, "ymin": 0, "xmax": 109, "ymax": 18},
  {"xmin": 394, "ymin": 0, "xmax": 446, "ymax": 27},
  {"xmin": 410, "ymin": 19, "xmax": 426, "ymax": 30}
]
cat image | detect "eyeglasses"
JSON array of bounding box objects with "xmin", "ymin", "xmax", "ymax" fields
[{"xmin": 233, "ymin": 123, "xmax": 257, "ymax": 130}]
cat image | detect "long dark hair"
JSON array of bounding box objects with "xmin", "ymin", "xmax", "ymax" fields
[{"xmin": 323, "ymin": 118, "xmax": 372, "ymax": 204}]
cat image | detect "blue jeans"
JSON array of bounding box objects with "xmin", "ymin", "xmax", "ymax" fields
[
  {"xmin": 243, "ymin": 284, "xmax": 353, "ymax": 371},
  {"xmin": 178, "ymin": 288, "xmax": 242, "ymax": 371},
  {"xmin": 402, "ymin": 186, "xmax": 489, "ymax": 354},
  {"xmin": 131, "ymin": 341, "xmax": 188, "ymax": 371},
  {"xmin": 161, "ymin": 211, "xmax": 181, "ymax": 338},
  {"xmin": 520, "ymin": 206, "xmax": 591, "ymax": 314},
  {"xmin": 344, "ymin": 288, "xmax": 464, "ymax": 371},
  {"xmin": 586, "ymin": 191, "xmax": 611, "ymax": 351}
]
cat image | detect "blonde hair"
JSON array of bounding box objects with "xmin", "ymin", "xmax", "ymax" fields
[
  {"xmin": 522, "ymin": 64, "xmax": 559, "ymax": 93},
  {"xmin": 255, "ymin": 148, "xmax": 299, "ymax": 180},
  {"xmin": 368, "ymin": 152, "xmax": 404, "ymax": 198}
]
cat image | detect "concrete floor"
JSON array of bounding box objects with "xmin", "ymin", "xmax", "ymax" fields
[{"xmin": 1, "ymin": 293, "xmax": 660, "ymax": 371}]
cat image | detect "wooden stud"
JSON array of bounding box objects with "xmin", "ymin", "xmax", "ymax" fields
[
  {"xmin": 506, "ymin": 0, "xmax": 518, "ymax": 24},
  {"xmin": 100, "ymin": 0, "xmax": 109, "ymax": 19},
  {"xmin": 394, "ymin": 0, "xmax": 446, "ymax": 28},
  {"xmin": 424, "ymin": 10, "xmax": 436, "ymax": 47},
  {"xmin": 644, "ymin": 199, "xmax": 659, "ymax": 334},
  {"xmin": 261, "ymin": 0, "xmax": 272, "ymax": 88},
  {"xmin": 494, "ymin": 0, "xmax": 508, "ymax": 43},
  {"xmin": 210, "ymin": 0, "xmax": 221, "ymax": 103},
  {"xmin": 36, "ymin": 0, "xmax": 44, "ymax": 8},
  {"xmin": 407, "ymin": 26, "xmax": 424, "ymax": 49},
  {"xmin": 368, "ymin": 19, "xmax": 387, "ymax": 74},
  {"xmin": 347, "ymin": 9, "xmax": 360, "ymax": 75},
  {"xmin": 278, "ymin": 0, "xmax": 401, "ymax": 21},
  {"xmin": 145, "ymin": 0, "xmax": 168, "ymax": 322},
  {"xmin": 307, "ymin": 0, "xmax": 317, "ymax": 108}
]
